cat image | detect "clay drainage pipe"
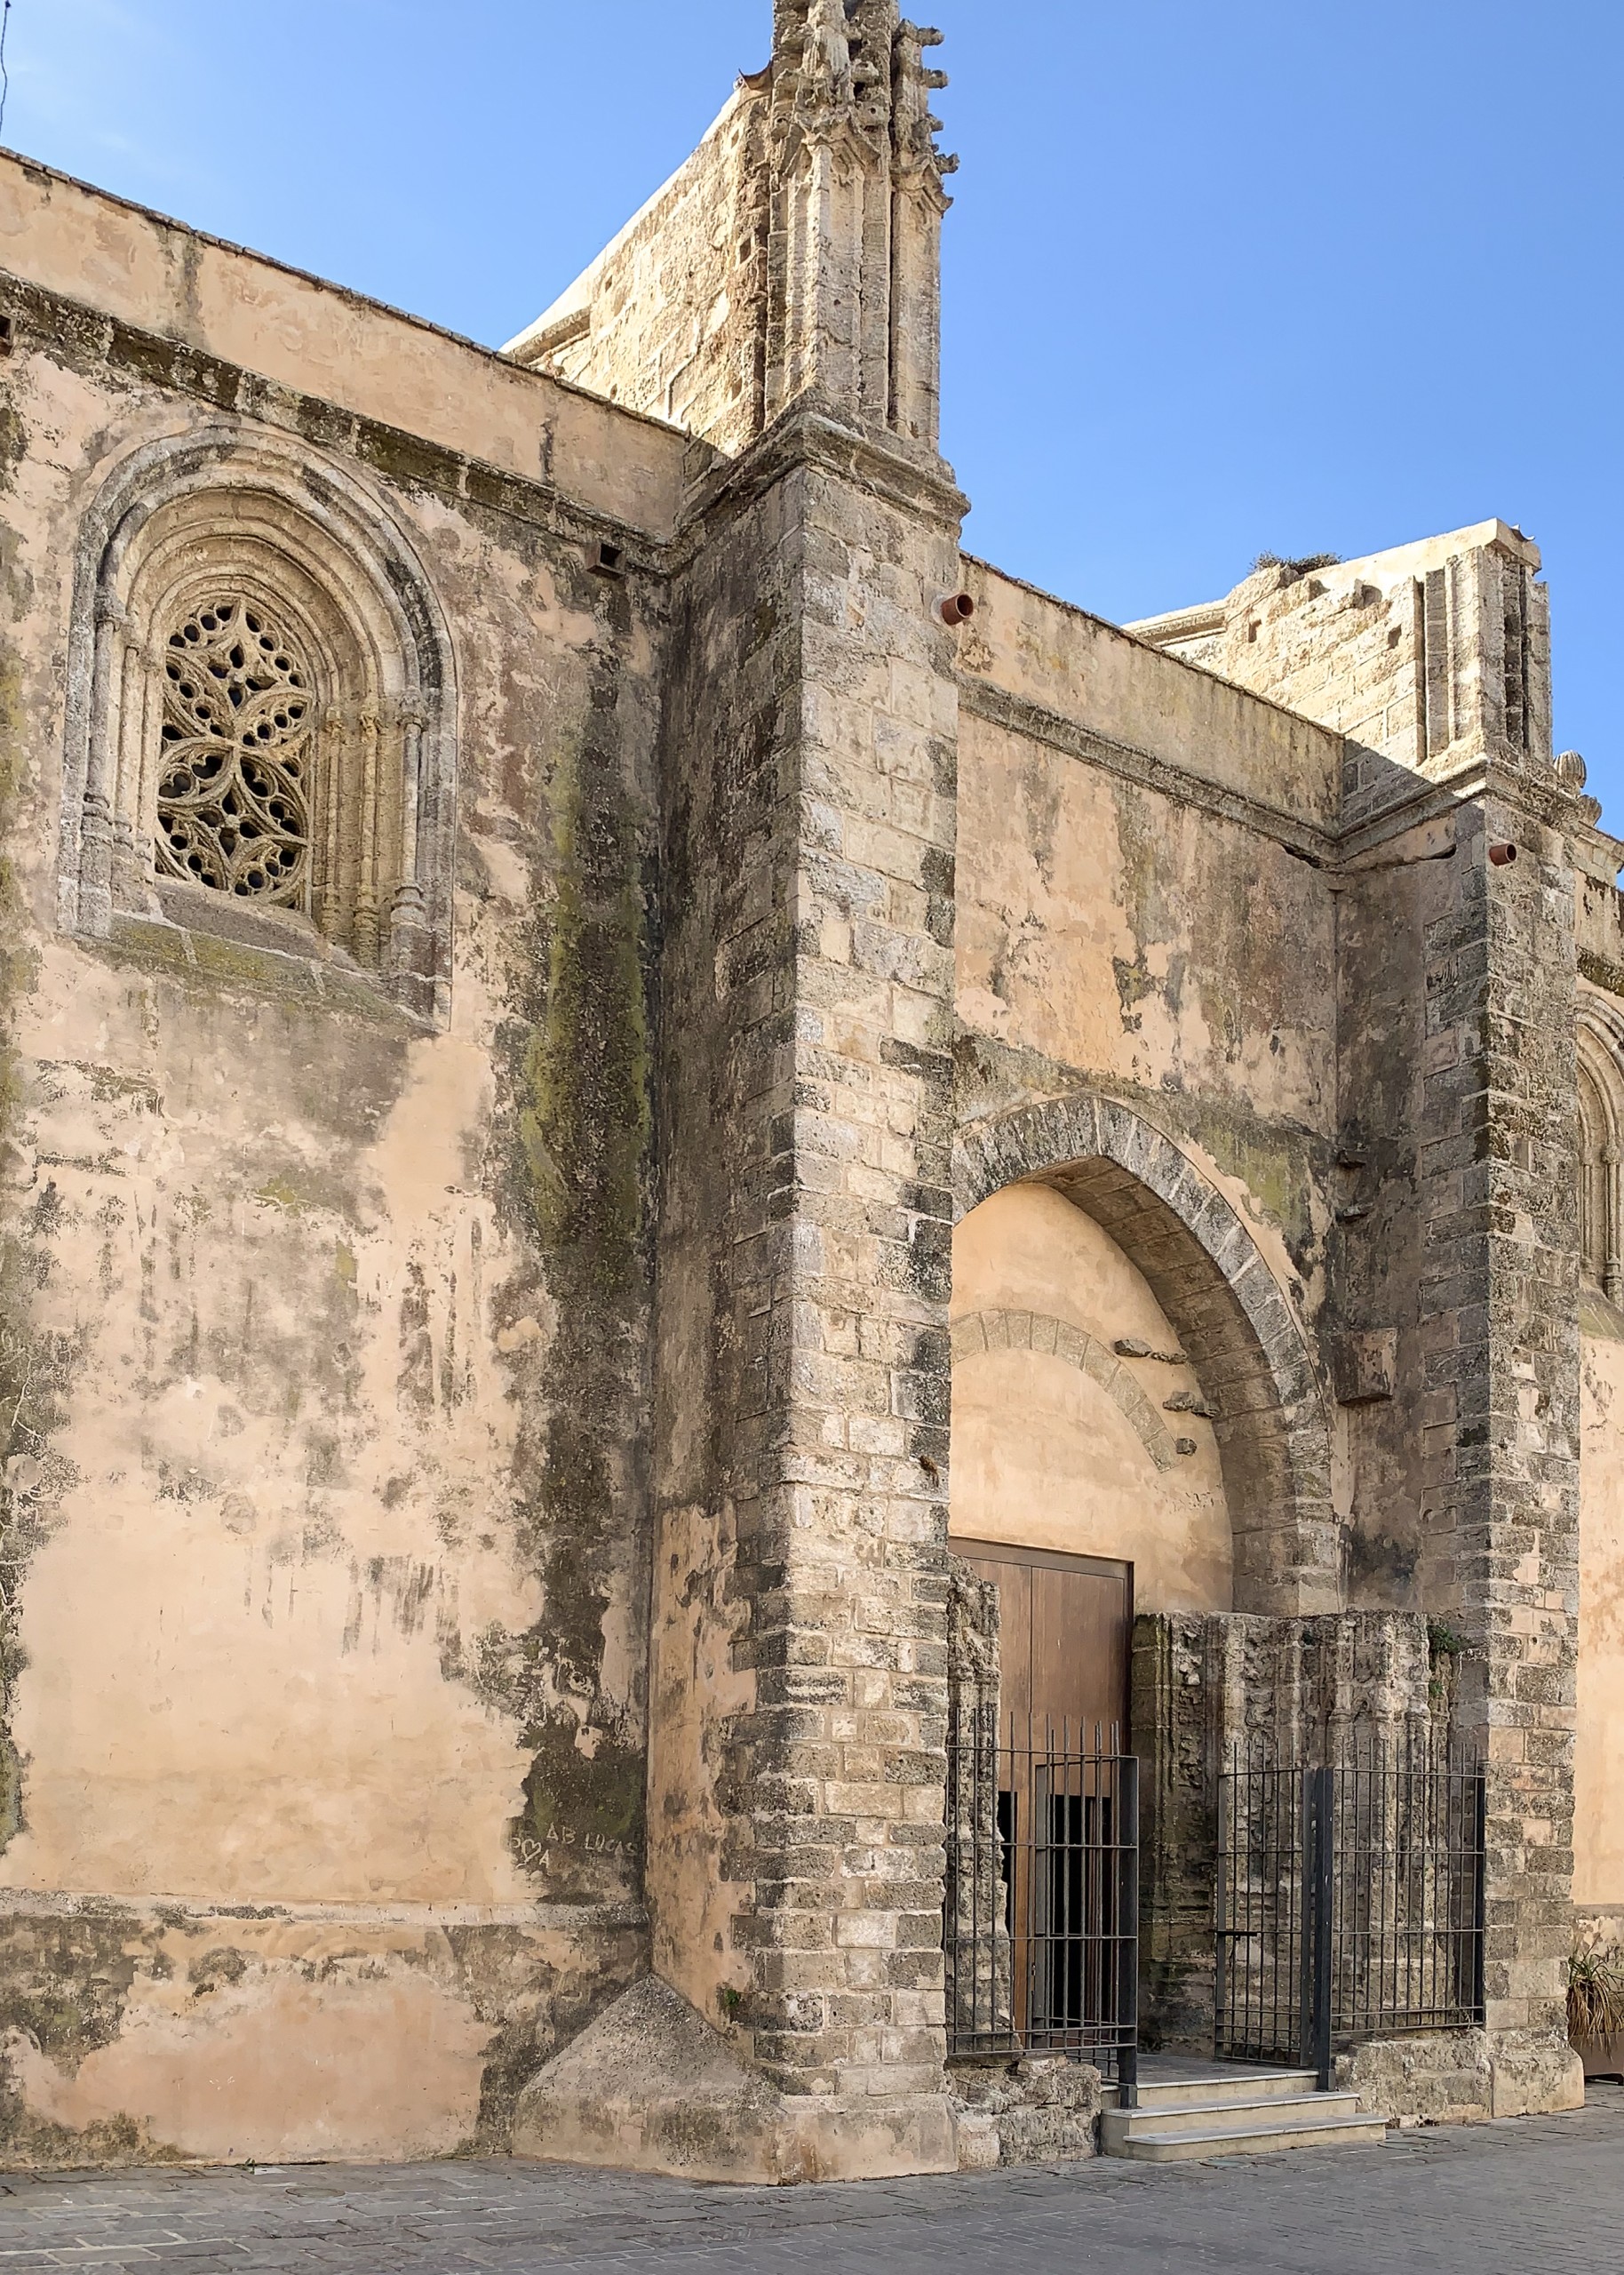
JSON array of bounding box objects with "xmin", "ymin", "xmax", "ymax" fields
[
  {"xmin": 1488, "ymin": 842, "xmax": 1518, "ymax": 866},
  {"xmin": 935, "ymin": 591, "xmax": 975, "ymax": 627}
]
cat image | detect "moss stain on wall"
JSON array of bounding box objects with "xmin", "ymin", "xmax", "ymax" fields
[
  {"xmin": 484, "ymin": 631, "xmax": 653, "ymax": 1894},
  {"xmin": 0, "ymin": 635, "xmax": 84, "ymax": 1859}
]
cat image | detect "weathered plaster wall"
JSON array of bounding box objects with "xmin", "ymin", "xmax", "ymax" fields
[
  {"xmin": 0, "ymin": 155, "xmax": 694, "ymax": 540},
  {"xmin": 0, "ymin": 197, "xmax": 674, "ymax": 2161},
  {"xmin": 950, "ymin": 1185, "xmax": 1230, "ymax": 1615},
  {"xmin": 961, "ymin": 561, "xmax": 1342, "ymax": 830},
  {"xmin": 951, "ymin": 563, "xmax": 1341, "ymax": 1595},
  {"xmin": 954, "ymin": 565, "xmax": 1338, "ymax": 1251},
  {"xmin": 954, "ymin": 701, "xmax": 1335, "ymax": 1147},
  {"xmin": 1578, "ymin": 1325, "xmax": 1624, "ymax": 1906}
]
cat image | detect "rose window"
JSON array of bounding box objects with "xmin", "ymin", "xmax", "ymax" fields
[{"xmin": 155, "ymin": 598, "xmax": 312, "ymax": 901}]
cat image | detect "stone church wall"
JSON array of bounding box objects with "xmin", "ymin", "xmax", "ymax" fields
[
  {"xmin": 0, "ymin": 0, "xmax": 1610, "ymax": 2170},
  {"xmin": 0, "ymin": 153, "xmax": 690, "ymax": 2163},
  {"xmin": 951, "ymin": 561, "xmax": 1344, "ymax": 1613},
  {"xmin": 953, "ymin": 562, "xmax": 1340, "ymax": 1259}
]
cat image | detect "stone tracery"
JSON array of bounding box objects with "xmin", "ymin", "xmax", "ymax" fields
[{"xmin": 155, "ymin": 596, "xmax": 314, "ymax": 902}]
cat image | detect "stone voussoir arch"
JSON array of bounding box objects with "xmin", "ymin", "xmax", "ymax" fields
[
  {"xmin": 951, "ymin": 1307, "xmax": 1183, "ymax": 1473},
  {"xmin": 953, "ymin": 1090, "xmax": 1338, "ymax": 1616}
]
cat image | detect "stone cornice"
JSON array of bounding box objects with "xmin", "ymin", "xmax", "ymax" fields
[
  {"xmin": 678, "ymin": 403, "xmax": 967, "ymax": 551},
  {"xmin": 958, "ymin": 678, "xmax": 1336, "ymax": 859},
  {"xmin": 0, "ymin": 269, "xmax": 683, "ymax": 556},
  {"xmin": 965, "ymin": 678, "xmax": 1615, "ymax": 878}
]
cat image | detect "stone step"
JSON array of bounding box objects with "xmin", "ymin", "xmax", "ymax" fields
[
  {"xmin": 1104, "ymin": 2107, "xmax": 1389, "ymax": 2162},
  {"xmin": 1103, "ymin": 2089, "xmax": 1365, "ymax": 2151},
  {"xmin": 1120, "ymin": 2068, "xmax": 1319, "ymax": 2111}
]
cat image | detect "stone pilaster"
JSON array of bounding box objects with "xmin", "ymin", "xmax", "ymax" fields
[
  {"xmin": 649, "ymin": 411, "xmax": 966, "ymax": 2152},
  {"xmin": 1415, "ymin": 778, "xmax": 1584, "ymax": 2095}
]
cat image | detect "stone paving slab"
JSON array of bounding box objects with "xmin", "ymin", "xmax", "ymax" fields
[{"xmin": 0, "ymin": 2086, "xmax": 1620, "ymax": 2275}]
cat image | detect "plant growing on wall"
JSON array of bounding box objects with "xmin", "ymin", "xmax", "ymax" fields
[{"xmin": 1568, "ymin": 1946, "xmax": 1624, "ymax": 2044}]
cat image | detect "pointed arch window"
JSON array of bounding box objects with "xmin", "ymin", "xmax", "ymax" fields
[{"xmin": 60, "ymin": 429, "xmax": 456, "ymax": 1024}]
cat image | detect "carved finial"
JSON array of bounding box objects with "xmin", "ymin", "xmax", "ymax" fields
[{"xmin": 1556, "ymin": 749, "xmax": 1589, "ymax": 791}]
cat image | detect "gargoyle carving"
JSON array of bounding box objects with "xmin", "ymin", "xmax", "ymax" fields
[{"xmin": 894, "ymin": 20, "xmax": 954, "ymax": 180}]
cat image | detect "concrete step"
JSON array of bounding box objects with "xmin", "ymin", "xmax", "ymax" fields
[
  {"xmin": 1123, "ymin": 2068, "xmax": 1318, "ymax": 2111},
  {"xmin": 1103, "ymin": 2089, "xmax": 1365, "ymax": 2151},
  {"xmin": 1105, "ymin": 2107, "xmax": 1389, "ymax": 2162}
]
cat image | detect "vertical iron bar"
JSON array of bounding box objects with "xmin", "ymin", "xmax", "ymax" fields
[
  {"xmin": 1298, "ymin": 1768, "xmax": 1314, "ymax": 2071},
  {"xmin": 1472, "ymin": 1768, "xmax": 1487, "ymax": 2022},
  {"xmin": 1214, "ymin": 1752, "xmax": 1230, "ymax": 2062},
  {"xmin": 1118, "ymin": 1752, "xmax": 1139, "ymax": 2106},
  {"xmin": 1312, "ymin": 1764, "xmax": 1334, "ymax": 2091}
]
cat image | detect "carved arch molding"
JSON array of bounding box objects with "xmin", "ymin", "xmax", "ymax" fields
[
  {"xmin": 1578, "ymin": 991, "xmax": 1624, "ymax": 1304},
  {"xmin": 954, "ymin": 1091, "xmax": 1338, "ymax": 1616},
  {"xmin": 59, "ymin": 423, "xmax": 458, "ymax": 1021}
]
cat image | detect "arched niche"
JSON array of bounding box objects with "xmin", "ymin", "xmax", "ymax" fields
[
  {"xmin": 955, "ymin": 1091, "xmax": 1337, "ymax": 1616},
  {"xmin": 59, "ymin": 423, "xmax": 457, "ymax": 1023},
  {"xmin": 1577, "ymin": 997, "xmax": 1624, "ymax": 1303},
  {"xmin": 951, "ymin": 1183, "xmax": 1234, "ymax": 1615}
]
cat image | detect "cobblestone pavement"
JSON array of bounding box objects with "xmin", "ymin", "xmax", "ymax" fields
[{"xmin": 0, "ymin": 2087, "xmax": 1620, "ymax": 2275}]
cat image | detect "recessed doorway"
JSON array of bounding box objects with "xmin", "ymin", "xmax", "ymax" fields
[{"xmin": 946, "ymin": 1539, "xmax": 1135, "ymax": 2063}]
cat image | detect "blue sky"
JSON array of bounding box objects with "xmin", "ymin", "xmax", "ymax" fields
[{"xmin": 8, "ymin": 1, "xmax": 1621, "ymax": 813}]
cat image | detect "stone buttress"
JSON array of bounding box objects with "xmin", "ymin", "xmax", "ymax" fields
[{"xmin": 513, "ymin": 1, "xmax": 970, "ymax": 2181}]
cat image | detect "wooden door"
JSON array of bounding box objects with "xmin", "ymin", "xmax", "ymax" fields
[{"xmin": 951, "ymin": 1539, "xmax": 1132, "ymax": 1747}]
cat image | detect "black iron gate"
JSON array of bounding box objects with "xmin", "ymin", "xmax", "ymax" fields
[
  {"xmin": 1215, "ymin": 1739, "xmax": 1486, "ymax": 2085},
  {"xmin": 944, "ymin": 1713, "xmax": 1139, "ymax": 2094}
]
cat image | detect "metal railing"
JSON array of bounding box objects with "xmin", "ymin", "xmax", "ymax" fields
[
  {"xmin": 1215, "ymin": 1736, "xmax": 1486, "ymax": 2085},
  {"xmin": 944, "ymin": 1711, "xmax": 1139, "ymax": 2094}
]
